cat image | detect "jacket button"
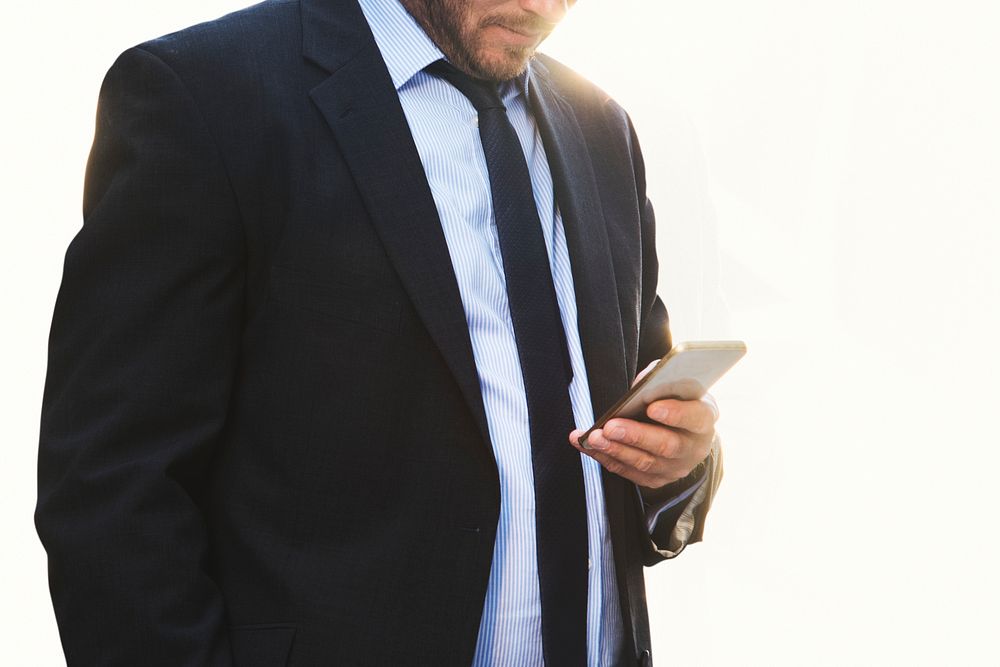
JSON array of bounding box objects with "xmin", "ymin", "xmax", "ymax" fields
[{"xmin": 638, "ymin": 649, "xmax": 652, "ymax": 667}]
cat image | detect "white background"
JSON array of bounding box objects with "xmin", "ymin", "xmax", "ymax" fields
[{"xmin": 2, "ymin": 1, "xmax": 998, "ymax": 664}]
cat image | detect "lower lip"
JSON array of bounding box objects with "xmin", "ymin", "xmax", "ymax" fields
[{"xmin": 490, "ymin": 25, "xmax": 542, "ymax": 48}]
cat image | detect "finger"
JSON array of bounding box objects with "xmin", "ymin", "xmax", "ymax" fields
[
  {"xmin": 570, "ymin": 428, "xmax": 603, "ymax": 450},
  {"xmin": 599, "ymin": 419, "xmax": 686, "ymax": 459},
  {"xmin": 571, "ymin": 438, "xmax": 667, "ymax": 487},
  {"xmin": 570, "ymin": 425, "xmax": 704, "ymax": 488},
  {"xmin": 645, "ymin": 398, "xmax": 717, "ymax": 434}
]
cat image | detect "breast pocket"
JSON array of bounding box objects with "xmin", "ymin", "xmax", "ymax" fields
[{"xmin": 267, "ymin": 264, "xmax": 403, "ymax": 333}]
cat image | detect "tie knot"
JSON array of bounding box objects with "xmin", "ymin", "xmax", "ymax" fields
[{"xmin": 425, "ymin": 60, "xmax": 505, "ymax": 112}]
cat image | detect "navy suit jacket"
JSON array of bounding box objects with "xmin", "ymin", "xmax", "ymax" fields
[{"xmin": 37, "ymin": 1, "xmax": 709, "ymax": 665}]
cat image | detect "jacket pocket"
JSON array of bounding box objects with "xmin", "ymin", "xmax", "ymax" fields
[{"xmin": 230, "ymin": 623, "xmax": 297, "ymax": 667}]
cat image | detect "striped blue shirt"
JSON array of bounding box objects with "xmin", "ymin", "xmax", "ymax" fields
[{"xmin": 357, "ymin": 1, "xmax": 625, "ymax": 664}]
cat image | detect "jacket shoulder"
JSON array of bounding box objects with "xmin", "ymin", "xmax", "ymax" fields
[
  {"xmin": 132, "ymin": 0, "xmax": 301, "ymax": 75},
  {"xmin": 533, "ymin": 53, "xmax": 631, "ymax": 128}
]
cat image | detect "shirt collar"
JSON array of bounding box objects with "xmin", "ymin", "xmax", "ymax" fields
[{"xmin": 357, "ymin": 0, "xmax": 530, "ymax": 101}]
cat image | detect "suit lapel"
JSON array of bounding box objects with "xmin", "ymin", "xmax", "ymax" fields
[
  {"xmin": 528, "ymin": 63, "xmax": 630, "ymax": 416},
  {"xmin": 529, "ymin": 60, "xmax": 640, "ymax": 655},
  {"xmin": 301, "ymin": 0, "xmax": 491, "ymax": 450}
]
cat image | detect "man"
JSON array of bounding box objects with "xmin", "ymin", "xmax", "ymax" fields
[{"xmin": 36, "ymin": 0, "xmax": 723, "ymax": 665}]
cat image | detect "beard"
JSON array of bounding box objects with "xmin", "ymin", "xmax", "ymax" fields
[{"xmin": 401, "ymin": 0, "xmax": 552, "ymax": 81}]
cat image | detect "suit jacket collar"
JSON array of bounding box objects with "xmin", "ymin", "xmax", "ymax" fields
[
  {"xmin": 301, "ymin": 0, "xmax": 369, "ymax": 74},
  {"xmin": 527, "ymin": 59, "xmax": 630, "ymax": 415},
  {"xmin": 302, "ymin": 0, "xmax": 495, "ymax": 463},
  {"xmin": 300, "ymin": 0, "xmax": 629, "ymax": 447}
]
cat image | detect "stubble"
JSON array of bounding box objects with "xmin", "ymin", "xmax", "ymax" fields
[{"xmin": 400, "ymin": 0, "xmax": 550, "ymax": 81}]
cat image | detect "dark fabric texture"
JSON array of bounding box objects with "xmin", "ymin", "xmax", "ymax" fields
[
  {"xmin": 36, "ymin": 0, "xmax": 706, "ymax": 665},
  {"xmin": 426, "ymin": 59, "xmax": 588, "ymax": 667}
]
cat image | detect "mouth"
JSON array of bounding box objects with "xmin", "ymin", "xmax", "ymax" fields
[{"xmin": 489, "ymin": 23, "xmax": 546, "ymax": 48}]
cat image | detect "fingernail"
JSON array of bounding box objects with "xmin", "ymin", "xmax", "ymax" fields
[
  {"xmin": 652, "ymin": 408, "xmax": 668, "ymax": 422},
  {"xmin": 590, "ymin": 432, "xmax": 610, "ymax": 450}
]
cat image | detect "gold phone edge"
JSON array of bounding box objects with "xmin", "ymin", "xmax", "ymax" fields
[{"xmin": 578, "ymin": 340, "xmax": 746, "ymax": 449}]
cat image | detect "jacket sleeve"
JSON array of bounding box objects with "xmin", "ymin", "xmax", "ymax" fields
[
  {"xmin": 630, "ymin": 116, "xmax": 724, "ymax": 566},
  {"xmin": 35, "ymin": 46, "xmax": 243, "ymax": 665},
  {"xmin": 643, "ymin": 433, "xmax": 724, "ymax": 563}
]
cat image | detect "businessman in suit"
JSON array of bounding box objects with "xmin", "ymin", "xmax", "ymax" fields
[{"xmin": 36, "ymin": 0, "xmax": 724, "ymax": 665}]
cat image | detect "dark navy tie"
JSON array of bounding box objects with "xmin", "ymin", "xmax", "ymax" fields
[{"xmin": 425, "ymin": 60, "xmax": 588, "ymax": 667}]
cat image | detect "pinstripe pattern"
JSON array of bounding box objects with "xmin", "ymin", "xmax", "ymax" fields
[{"xmin": 357, "ymin": 1, "xmax": 623, "ymax": 664}]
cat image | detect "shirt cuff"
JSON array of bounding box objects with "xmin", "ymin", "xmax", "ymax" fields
[{"xmin": 637, "ymin": 469, "xmax": 708, "ymax": 533}]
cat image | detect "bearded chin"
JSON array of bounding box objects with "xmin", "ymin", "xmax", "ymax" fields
[
  {"xmin": 455, "ymin": 35, "xmax": 537, "ymax": 81},
  {"xmin": 415, "ymin": 0, "xmax": 535, "ymax": 81}
]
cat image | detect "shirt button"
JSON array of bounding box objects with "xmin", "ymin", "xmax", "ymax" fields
[
  {"xmin": 588, "ymin": 558, "xmax": 592, "ymax": 570},
  {"xmin": 472, "ymin": 115, "xmax": 479, "ymax": 127}
]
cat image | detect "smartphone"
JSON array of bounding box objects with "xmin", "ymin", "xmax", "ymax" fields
[{"xmin": 579, "ymin": 340, "xmax": 746, "ymax": 449}]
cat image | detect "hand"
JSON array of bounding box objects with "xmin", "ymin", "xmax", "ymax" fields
[{"xmin": 569, "ymin": 365, "xmax": 718, "ymax": 492}]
